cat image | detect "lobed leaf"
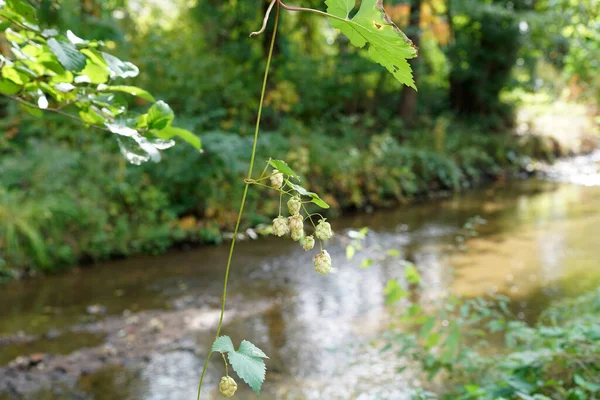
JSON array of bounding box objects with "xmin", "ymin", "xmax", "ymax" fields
[
  {"xmin": 212, "ymin": 336, "xmax": 235, "ymax": 354},
  {"xmin": 325, "ymin": 0, "xmax": 417, "ymax": 88},
  {"xmin": 228, "ymin": 351, "xmax": 266, "ymax": 395}
]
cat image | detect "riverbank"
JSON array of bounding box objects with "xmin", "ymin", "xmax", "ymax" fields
[{"xmin": 1, "ymin": 106, "xmax": 598, "ymax": 279}]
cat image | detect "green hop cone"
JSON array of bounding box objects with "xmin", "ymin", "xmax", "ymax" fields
[
  {"xmin": 314, "ymin": 249, "xmax": 332, "ymax": 275},
  {"xmin": 273, "ymin": 216, "xmax": 289, "ymax": 237},
  {"xmin": 302, "ymin": 235, "xmax": 315, "ymax": 251},
  {"xmin": 315, "ymin": 219, "xmax": 333, "ymax": 241},
  {"xmin": 288, "ymin": 214, "xmax": 304, "ymax": 232},
  {"xmin": 218, "ymin": 376, "xmax": 237, "ymax": 397},
  {"xmin": 287, "ymin": 196, "xmax": 301, "ymax": 216},
  {"xmin": 270, "ymin": 169, "xmax": 284, "ymax": 189},
  {"xmin": 291, "ymin": 228, "xmax": 304, "ymax": 242}
]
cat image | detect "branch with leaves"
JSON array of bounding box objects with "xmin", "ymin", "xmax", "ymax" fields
[{"xmin": 0, "ymin": 0, "xmax": 201, "ymax": 164}]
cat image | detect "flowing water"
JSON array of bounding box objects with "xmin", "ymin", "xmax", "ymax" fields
[{"xmin": 1, "ymin": 152, "xmax": 600, "ymax": 400}]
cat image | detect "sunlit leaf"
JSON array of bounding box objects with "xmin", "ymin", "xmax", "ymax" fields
[
  {"xmin": 102, "ymin": 52, "xmax": 139, "ymax": 79},
  {"xmin": 269, "ymin": 159, "xmax": 299, "ymax": 180},
  {"xmin": 151, "ymin": 126, "xmax": 202, "ymax": 151},
  {"xmin": 0, "ymin": 78, "xmax": 21, "ymax": 94},
  {"xmin": 47, "ymin": 38, "xmax": 87, "ymax": 72},
  {"xmin": 147, "ymin": 100, "xmax": 174, "ymax": 130},
  {"xmin": 325, "ymin": 0, "xmax": 417, "ymax": 88},
  {"xmin": 99, "ymin": 85, "xmax": 156, "ymax": 102}
]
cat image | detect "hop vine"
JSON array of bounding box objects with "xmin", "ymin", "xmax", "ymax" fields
[{"xmin": 253, "ymin": 159, "xmax": 335, "ymax": 274}]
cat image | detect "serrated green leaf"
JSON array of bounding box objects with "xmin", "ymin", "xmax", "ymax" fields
[
  {"xmin": 212, "ymin": 336, "xmax": 235, "ymax": 354},
  {"xmin": 147, "ymin": 100, "xmax": 174, "ymax": 130},
  {"xmin": 0, "ymin": 78, "xmax": 21, "ymax": 94},
  {"xmin": 47, "ymin": 38, "xmax": 87, "ymax": 72},
  {"xmin": 228, "ymin": 351, "xmax": 266, "ymax": 395},
  {"xmin": 100, "ymin": 85, "xmax": 155, "ymax": 102},
  {"xmin": 151, "ymin": 126, "xmax": 202, "ymax": 150},
  {"xmin": 325, "ymin": 0, "xmax": 417, "ymax": 88},
  {"xmin": 237, "ymin": 340, "xmax": 269, "ymax": 359},
  {"xmin": 269, "ymin": 159, "xmax": 299, "ymax": 180}
]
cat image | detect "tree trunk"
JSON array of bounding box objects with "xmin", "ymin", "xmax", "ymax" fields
[{"xmin": 399, "ymin": 0, "xmax": 422, "ymax": 127}]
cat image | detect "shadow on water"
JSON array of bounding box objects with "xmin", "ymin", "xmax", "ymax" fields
[{"xmin": 1, "ymin": 157, "xmax": 600, "ymax": 399}]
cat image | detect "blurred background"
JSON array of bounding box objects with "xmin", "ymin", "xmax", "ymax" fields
[{"xmin": 1, "ymin": 0, "xmax": 599, "ymax": 399}]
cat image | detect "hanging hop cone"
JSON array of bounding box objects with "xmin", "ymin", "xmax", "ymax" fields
[
  {"xmin": 288, "ymin": 214, "xmax": 303, "ymax": 232},
  {"xmin": 273, "ymin": 216, "xmax": 289, "ymax": 237},
  {"xmin": 314, "ymin": 250, "xmax": 332, "ymax": 275},
  {"xmin": 315, "ymin": 219, "xmax": 333, "ymax": 241},
  {"xmin": 287, "ymin": 196, "xmax": 302, "ymax": 216},
  {"xmin": 218, "ymin": 376, "xmax": 237, "ymax": 397},
  {"xmin": 270, "ymin": 169, "xmax": 284, "ymax": 189},
  {"xmin": 302, "ymin": 235, "xmax": 315, "ymax": 251},
  {"xmin": 291, "ymin": 229, "xmax": 304, "ymax": 242}
]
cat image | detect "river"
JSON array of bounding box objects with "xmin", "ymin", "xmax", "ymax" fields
[{"xmin": 1, "ymin": 152, "xmax": 599, "ymax": 400}]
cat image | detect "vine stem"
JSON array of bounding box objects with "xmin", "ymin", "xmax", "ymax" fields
[
  {"xmin": 276, "ymin": 0, "xmax": 347, "ymax": 23},
  {"xmin": 0, "ymin": 94, "xmax": 113, "ymax": 133},
  {"xmin": 195, "ymin": 5, "xmax": 280, "ymax": 400}
]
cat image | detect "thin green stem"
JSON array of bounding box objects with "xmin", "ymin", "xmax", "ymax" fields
[
  {"xmin": 279, "ymin": 191, "xmax": 283, "ymax": 215},
  {"xmin": 195, "ymin": 5, "xmax": 280, "ymax": 400},
  {"xmin": 277, "ymin": 0, "xmax": 347, "ymax": 23}
]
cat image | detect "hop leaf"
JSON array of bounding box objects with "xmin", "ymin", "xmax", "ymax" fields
[
  {"xmin": 212, "ymin": 337, "xmax": 269, "ymax": 395},
  {"xmin": 325, "ymin": 0, "xmax": 417, "ymax": 88}
]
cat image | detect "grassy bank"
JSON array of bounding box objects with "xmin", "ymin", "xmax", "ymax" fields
[{"xmin": 0, "ymin": 115, "xmax": 582, "ymax": 279}]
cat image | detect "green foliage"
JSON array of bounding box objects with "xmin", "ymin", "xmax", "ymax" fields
[
  {"xmin": 212, "ymin": 336, "xmax": 269, "ymax": 395},
  {"xmin": 391, "ymin": 286, "xmax": 600, "ymax": 400},
  {"xmin": 0, "ymin": 0, "xmax": 200, "ymax": 163},
  {"xmin": 325, "ymin": 0, "xmax": 417, "ymax": 88}
]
